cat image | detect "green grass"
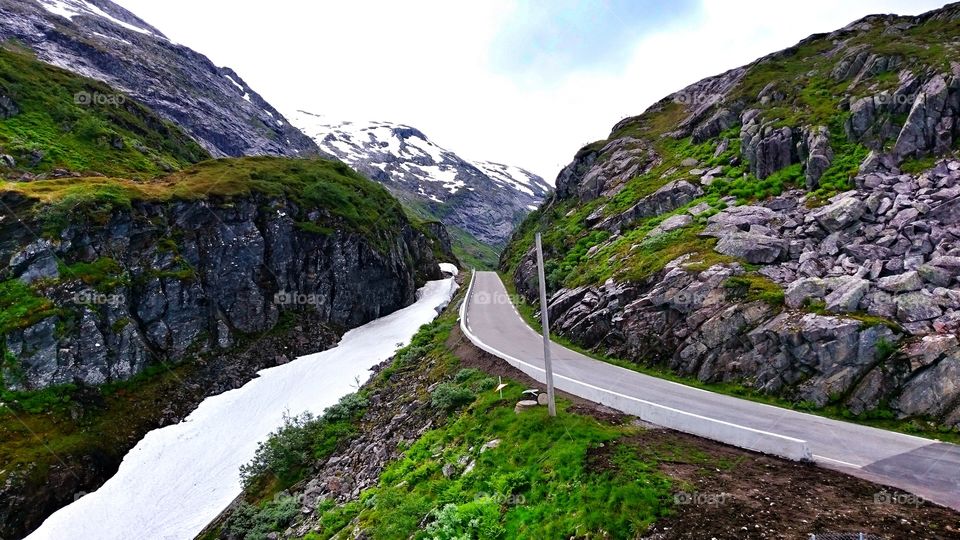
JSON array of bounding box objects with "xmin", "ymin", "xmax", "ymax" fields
[
  {"xmin": 224, "ymin": 279, "xmax": 757, "ymax": 539},
  {"xmin": 3, "ymin": 156, "xmax": 412, "ymax": 250},
  {"xmin": 336, "ymin": 386, "xmax": 672, "ymax": 539},
  {"xmin": 724, "ymin": 274, "xmax": 785, "ymax": 307},
  {"xmin": 0, "ymin": 278, "xmax": 57, "ymax": 336},
  {"xmin": 0, "ymin": 45, "xmax": 207, "ymax": 178},
  {"xmin": 58, "ymin": 258, "xmax": 128, "ymax": 291},
  {"xmin": 448, "ymin": 225, "xmax": 500, "ymax": 270}
]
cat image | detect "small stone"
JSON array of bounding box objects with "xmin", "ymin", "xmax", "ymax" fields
[
  {"xmin": 688, "ymin": 202, "xmax": 712, "ymax": 216},
  {"xmin": 514, "ymin": 400, "xmax": 538, "ymax": 414},
  {"xmin": 480, "ymin": 439, "xmax": 501, "ymax": 452}
]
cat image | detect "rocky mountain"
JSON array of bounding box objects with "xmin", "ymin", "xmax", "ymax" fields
[
  {"xmin": 0, "ymin": 0, "xmax": 320, "ymax": 158},
  {"xmin": 503, "ymin": 2, "xmax": 960, "ymax": 430},
  {"xmin": 0, "ymin": 45, "xmax": 455, "ymax": 537},
  {"xmin": 291, "ymin": 110, "xmax": 551, "ymax": 267}
]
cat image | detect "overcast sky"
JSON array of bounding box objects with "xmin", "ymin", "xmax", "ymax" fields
[{"xmin": 116, "ymin": 0, "xmax": 947, "ymax": 182}]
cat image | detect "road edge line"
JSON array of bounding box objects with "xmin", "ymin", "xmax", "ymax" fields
[{"xmin": 459, "ymin": 270, "xmax": 813, "ymax": 462}]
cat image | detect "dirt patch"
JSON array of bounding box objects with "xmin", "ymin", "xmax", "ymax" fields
[{"xmin": 450, "ymin": 325, "xmax": 960, "ymax": 539}]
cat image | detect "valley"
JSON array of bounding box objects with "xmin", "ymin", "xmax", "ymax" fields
[{"xmin": 2, "ymin": 0, "xmax": 960, "ymax": 539}]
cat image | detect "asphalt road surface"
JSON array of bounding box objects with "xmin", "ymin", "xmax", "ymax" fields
[{"xmin": 463, "ymin": 271, "xmax": 960, "ymax": 511}]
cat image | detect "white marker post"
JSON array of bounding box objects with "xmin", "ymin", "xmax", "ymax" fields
[{"xmin": 535, "ymin": 232, "xmax": 557, "ymax": 417}]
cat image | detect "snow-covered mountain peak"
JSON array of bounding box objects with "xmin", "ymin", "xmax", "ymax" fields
[
  {"xmin": 290, "ymin": 110, "xmax": 550, "ymax": 203},
  {"xmin": 289, "ymin": 110, "xmax": 552, "ymax": 251}
]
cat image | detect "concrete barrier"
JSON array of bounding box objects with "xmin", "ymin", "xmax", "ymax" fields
[{"xmin": 458, "ymin": 271, "xmax": 813, "ymax": 462}]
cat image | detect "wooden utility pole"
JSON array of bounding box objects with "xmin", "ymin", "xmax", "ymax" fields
[{"xmin": 535, "ymin": 232, "xmax": 557, "ymax": 416}]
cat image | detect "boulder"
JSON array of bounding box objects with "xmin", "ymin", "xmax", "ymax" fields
[
  {"xmin": 703, "ymin": 205, "xmax": 776, "ymax": 234},
  {"xmin": 599, "ymin": 180, "xmax": 703, "ymax": 233},
  {"xmin": 894, "ymin": 353, "xmax": 960, "ymax": 422},
  {"xmin": 876, "ymin": 271, "xmax": 923, "ymax": 293},
  {"xmin": 824, "ymin": 277, "xmax": 870, "ymax": 313},
  {"xmin": 811, "ymin": 196, "xmax": 865, "ymax": 231},
  {"xmin": 0, "ymin": 93, "xmax": 18, "ymax": 119},
  {"xmin": 784, "ymin": 277, "xmax": 827, "ymax": 308},
  {"xmin": 917, "ymin": 264, "xmax": 954, "ymax": 287},
  {"xmin": 714, "ymin": 232, "xmax": 787, "ymax": 264},
  {"xmin": 514, "ymin": 400, "xmax": 539, "ymax": 414},
  {"xmin": 802, "ymin": 126, "xmax": 833, "ymax": 189},
  {"xmin": 743, "ymin": 124, "xmax": 797, "ymax": 179},
  {"xmin": 892, "ymin": 75, "xmax": 952, "ymax": 160},
  {"xmin": 896, "ymin": 291, "xmax": 943, "ymax": 323},
  {"xmin": 647, "ymin": 214, "xmax": 693, "ymax": 237}
]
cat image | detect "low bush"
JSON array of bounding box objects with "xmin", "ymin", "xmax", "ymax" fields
[
  {"xmin": 430, "ymin": 382, "xmax": 476, "ymax": 412},
  {"xmin": 224, "ymin": 493, "xmax": 300, "ymax": 540}
]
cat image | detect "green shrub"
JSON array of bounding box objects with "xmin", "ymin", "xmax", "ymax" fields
[
  {"xmin": 239, "ymin": 391, "xmax": 370, "ymax": 489},
  {"xmin": 239, "ymin": 412, "xmax": 319, "ymax": 487},
  {"xmin": 224, "ymin": 494, "xmax": 300, "ymax": 540},
  {"xmin": 322, "ymin": 392, "xmax": 368, "ymax": 423},
  {"xmin": 430, "ymin": 382, "xmax": 476, "ymax": 411},
  {"xmin": 454, "ymin": 368, "xmax": 480, "ymax": 383},
  {"xmin": 724, "ymin": 274, "xmax": 785, "ymax": 306},
  {"xmin": 424, "ymin": 502, "xmax": 505, "ymax": 540}
]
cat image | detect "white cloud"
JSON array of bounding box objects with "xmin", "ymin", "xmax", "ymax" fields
[{"xmin": 115, "ymin": 0, "xmax": 948, "ymax": 182}]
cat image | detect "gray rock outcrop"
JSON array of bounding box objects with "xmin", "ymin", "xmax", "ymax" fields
[{"xmin": 1, "ymin": 194, "xmax": 444, "ymax": 390}]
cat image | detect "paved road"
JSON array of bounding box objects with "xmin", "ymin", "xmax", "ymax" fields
[{"xmin": 462, "ymin": 271, "xmax": 960, "ymax": 511}]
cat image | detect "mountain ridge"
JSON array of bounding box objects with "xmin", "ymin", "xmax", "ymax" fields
[
  {"xmin": 292, "ymin": 110, "xmax": 552, "ymax": 267},
  {"xmin": 0, "ymin": 0, "xmax": 321, "ymax": 158}
]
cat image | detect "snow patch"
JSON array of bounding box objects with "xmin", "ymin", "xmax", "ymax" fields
[
  {"xmin": 39, "ymin": 0, "xmax": 156, "ymax": 36},
  {"xmin": 26, "ymin": 273, "xmax": 458, "ymax": 540},
  {"xmin": 224, "ymin": 74, "xmax": 245, "ymax": 92}
]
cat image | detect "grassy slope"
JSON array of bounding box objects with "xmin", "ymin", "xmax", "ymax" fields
[
  {"xmin": 1, "ymin": 156, "xmax": 410, "ymax": 246},
  {"xmin": 0, "ymin": 44, "xmax": 208, "ymax": 178},
  {"xmin": 219, "ymin": 282, "xmax": 690, "ymax": 539}
]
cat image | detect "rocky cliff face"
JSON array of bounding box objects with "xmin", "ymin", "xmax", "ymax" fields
[
  {"xmin": 0, "ymin": 0, "xmax": 320, "ymax": 158},
  {"xmin": 291, "ymin": 111, "xmax": 552, "ymax": 266},
  {"xmin": 1, "ymin": 186, "xmax": 442, "ymax": 391},
  {"xmin": 506, "ymin": 3, "xmax": 960, "ymax": 429}
]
